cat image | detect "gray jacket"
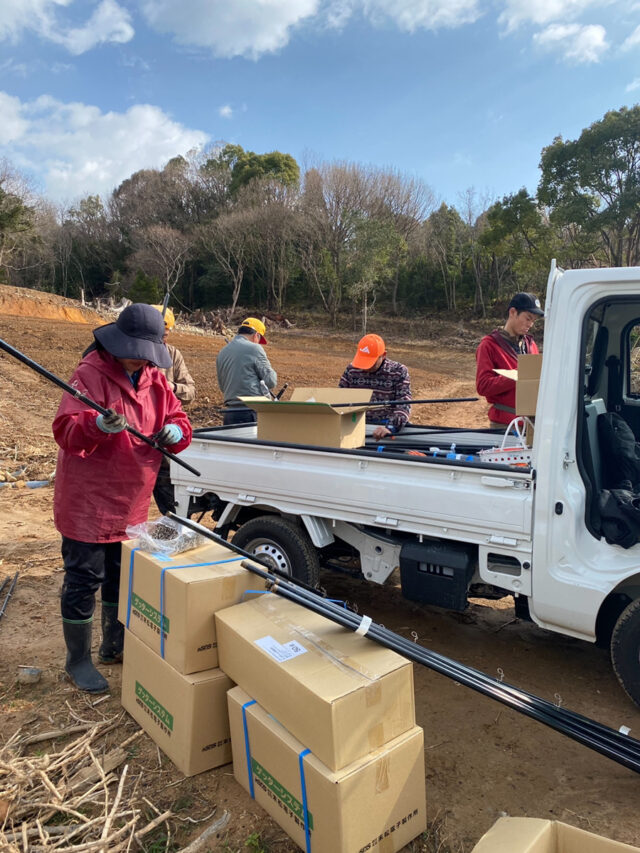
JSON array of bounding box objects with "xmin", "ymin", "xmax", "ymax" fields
[{"xmin": 216, "ymin": 334, "xmax": 277, "ymax": 406}]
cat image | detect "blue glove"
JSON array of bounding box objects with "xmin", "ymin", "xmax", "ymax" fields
[
  {"xmin": 153, "ymin": 423, "xmax": 183, "ymax": 446},
  {"xmin": 96, "ymin": 409, "xmax": 128, "ymax": 434}
]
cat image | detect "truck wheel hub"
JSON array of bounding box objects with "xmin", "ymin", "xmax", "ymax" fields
[{"xmin": 250, "ymin": 541, "xmax": 290, "ymax": 574}]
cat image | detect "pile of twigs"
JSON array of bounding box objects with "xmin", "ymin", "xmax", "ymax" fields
[{"xmin": 0, "ymin": 716, "xmax": 171, "ymax": 852}]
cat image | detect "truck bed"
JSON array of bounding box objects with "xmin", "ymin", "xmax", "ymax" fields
[{"xmin": 172, "ymin": 424, "xmax": 535, "ymax": 548}]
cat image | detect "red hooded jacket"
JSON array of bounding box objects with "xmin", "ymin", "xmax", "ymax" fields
[
  {"xmin": 53, "ymin": 350, "xmax": 192, "ymax": 542},
  {"xmin": 475, "ymin": 330, "xmax": 539, "ymax": 425}
]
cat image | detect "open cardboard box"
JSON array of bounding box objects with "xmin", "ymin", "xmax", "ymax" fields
[
  {"xmin": 493, "ymin": 353, "xmax": 542, "ymax": 417},
  {"xmin": 240, "ymin": 387, "xmax": 372, "ymax": 448},
  {"xmin": 471, "ymin": 817, "xmax": 640, "ymax": 852}
]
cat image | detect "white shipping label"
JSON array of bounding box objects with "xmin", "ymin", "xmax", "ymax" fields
[{"xmin": 255, "ymin": 635, "xmax": 307, "ymax": 662}]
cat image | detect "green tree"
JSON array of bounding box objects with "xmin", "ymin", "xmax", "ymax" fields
[
  {"xmin": 538, "ymin": 105, "xmax": 640, "ymax": 266},
  {"xmin": 128, "ymin": 269, "xmax": 161, "ymax": 303},
  {"xmin": 344, "ymin": 216, "xmax": 403, "ymax": 333},
  {"xmin": 228, "ymin": 146, "xmax": 300, "ymax": 195},
  {"xmin": 0, "ymin": 165, "xmax": 34, "ymax": 282}
]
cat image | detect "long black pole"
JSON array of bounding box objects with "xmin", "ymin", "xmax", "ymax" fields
[
  {"xmin": 0, "ymin": 571, "xmax": 19, "ymax": 622},
  {"xmin": 169, "ymin": 512, "xmax": 640, "ymax": 774},
  {"xmin": 0, "ymin": 337, "xmax": 201, "ymax": 477},
  {"xmin": 332, "ymin": 396, "xmax": 479, "ymax": 408},
  {"xmin": 217, "ymin": 396, "xmax": 479, "ymax": 414}
]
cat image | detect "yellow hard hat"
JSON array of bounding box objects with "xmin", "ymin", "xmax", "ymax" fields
[
  {"xmin": 151, "ymin": 304, "xmax": 175, "ymax": 330},
  {"xmin": 242, "ymin": 317, "xmax": 267, "ymax": 344}
]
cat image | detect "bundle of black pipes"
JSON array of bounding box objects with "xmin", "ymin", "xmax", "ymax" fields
[{"xmin": 168, "ymin": 511, "xmax": 640, "ymax": 774}]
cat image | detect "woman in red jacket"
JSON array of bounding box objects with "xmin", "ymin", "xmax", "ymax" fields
[
  {"xmin": 475, "ymin": 292, "xmax": 544, "ymax": 428},
  {"xmin": 53, "ymin": 304, "xmax": 192, "ymax": 693}
]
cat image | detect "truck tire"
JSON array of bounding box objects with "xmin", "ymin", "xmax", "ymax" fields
[
  {"xmin": 232, "ymin": 516, "xmax": 320, "ymax": 587},
  {"xmin": 610, "ymin": 597, "xmax": 640, "ymax": 707}
]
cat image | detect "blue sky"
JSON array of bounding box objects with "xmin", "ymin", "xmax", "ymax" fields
[{"xmin": 1, "ymin": 0, "xmax": 639, "ymax": 211}]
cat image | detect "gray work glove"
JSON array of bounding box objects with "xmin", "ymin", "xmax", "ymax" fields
[
  {"xmin": 152, "ymin": 423, "xmax": 183, "ymax": 446},
  {"xmin": 96, "ymin": 409, "xmax": 128, "ymax": 434}
]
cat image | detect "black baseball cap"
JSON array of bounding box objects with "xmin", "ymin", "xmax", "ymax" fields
[{"xmin": 508, "ymin": 292, "xmax": 544, "ymax": 316}]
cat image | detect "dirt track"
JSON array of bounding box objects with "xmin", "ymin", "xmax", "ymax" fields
[{"xmin": 0, "ymin": 287, "xmax": 639, "ymax": 852}]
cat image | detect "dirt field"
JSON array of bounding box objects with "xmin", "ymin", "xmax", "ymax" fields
[{"xmin": 0, "ymin": 286, "xmax": 639, "ymax": 852}]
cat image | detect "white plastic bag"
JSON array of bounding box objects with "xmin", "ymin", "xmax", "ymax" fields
[{"xmin": 125, "ymin": 516, "xmax": 208, "ymax": 556}]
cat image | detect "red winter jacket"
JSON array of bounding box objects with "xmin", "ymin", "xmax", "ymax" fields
[
  {"xmin": 53, "ymin": 350, "xmax": 192, "ymax": 542},
  {"xmin": 475, "ymin": 331, "xmax": 539, "ymax": 425}
]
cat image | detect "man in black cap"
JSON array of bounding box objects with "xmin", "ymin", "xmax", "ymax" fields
[
  {"xmin": 475, "ymin": 292, "xmax": 544, "ymax": 428},
  {"xmin": 53, "ymin": 304, "xmax": 193, "ymax": 693}
]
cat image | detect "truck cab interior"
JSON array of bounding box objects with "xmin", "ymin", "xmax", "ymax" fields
[{"xmin": 580, "ymin": 297, "xmax": 640, "ymax": 541}]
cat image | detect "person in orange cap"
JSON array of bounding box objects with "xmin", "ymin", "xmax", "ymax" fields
[
  {"xmin": 216, "ymin": 317, "xmax": 277, "ymax": 425},
  {"xmin": 339, "ymin": 333, "xmax": 411, "ymax": 440}
]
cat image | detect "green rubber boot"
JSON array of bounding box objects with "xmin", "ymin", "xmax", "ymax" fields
[
  {"xmin": 98, "ymin": 603, "xmax": 124, "ymax": 664},
  {"xmin": 62, "ymin": 619, "xmax": 109, "ymax": 694}
]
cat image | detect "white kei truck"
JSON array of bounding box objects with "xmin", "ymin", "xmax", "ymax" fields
[{"xmin": 171, "ymin": 262, "xmax": 640, "ymax": 708}]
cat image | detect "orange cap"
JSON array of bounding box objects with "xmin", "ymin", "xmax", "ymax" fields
[{"xmin": 352, "ymin": 334, "xmax": 386, "ymax": 369}]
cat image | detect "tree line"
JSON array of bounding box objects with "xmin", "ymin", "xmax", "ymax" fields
[{"xmin": 1, "ymin": 105, "xmax": 639, "ymax": 328}]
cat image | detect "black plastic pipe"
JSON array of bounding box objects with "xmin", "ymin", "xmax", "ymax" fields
[{"xmin": 169, "ymin": 512, "xmax": 640, "ymax": 774}]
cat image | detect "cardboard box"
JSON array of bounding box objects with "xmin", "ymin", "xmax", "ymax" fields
[
  {"xmin": 515, "ymin": 353, "xmax": 542, "ymax": 416},
  {"xmin": 239, "ymin": 387, "xmax": 372, "ymax": 448},
  {"xmin": 471, "ymin": 817, "xmax": 640, "ymax": 852},
  {"xmin": 121, "ymin": 630, "xmax": 233, "ymax": 776},
  {"xmin": 493, "ymin": 354, "xmax": 542, "ymax": 417},
  {"xmin": 118, "ymin": 540, "xmax": 265, "ymax": 675},
  {"xmin": 216, "ymin": 595, "xmax": 415, "ymax": 771},
  {"xmin": 228, "ymin": 686, "xmax": 426, "ymax": 853}
]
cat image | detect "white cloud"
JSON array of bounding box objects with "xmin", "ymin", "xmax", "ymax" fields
[
  {"xmin": 0, "ymin": 91, "xmax": 209, "ymax": 201},
  {"xmin": 140, "ymin": 0, "xmax": 320, "ymax": 59},
  {"xmin": 622, "ymin": 24, "xmax": 640, "ymax": 51},
  {"xmin": 0, "ymin": 92, "xmax": 29, "ymax": 143},
  {"xmin": 53, "ymin": 0, "xmax": 134, "ymax": 54},
  {"xmin": 498, "ymin": 0, "xmax": 605, "ymax": 32},
  {"xmin": 626, "ymin": 77, "xmax": 640, "ymax": 91},
  {"xmin": 0, "ymin": 0, "xmax": 133, "ymax": 53},
  {"xmin": 0, "ymin": 0, "xmax": 69, "ymax": 41},
  {"xmin": 533, "ymin": 22, "xmax": 608, "ymax": 63},
  {"xmin": 218, "ymin": 104, "xmax": 233, "ymax": 119},
  {"xmin": 358, "ymin": 0, "xmax": 481, "ymax": 32},
  {"xmin": 139, "ymin": 0, "xmax": 481, "ymax": 57}
]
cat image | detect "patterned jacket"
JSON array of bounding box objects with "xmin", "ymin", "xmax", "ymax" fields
[{"xmin": 339, "ymin": 358, "xmax": 411, "ymax": 432}]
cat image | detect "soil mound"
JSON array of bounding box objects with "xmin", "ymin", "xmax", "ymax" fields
[{"xmin": 0, "ymin": 284, "xmax": 103, "ymax": 324}]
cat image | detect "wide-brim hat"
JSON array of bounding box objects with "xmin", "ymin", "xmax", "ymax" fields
[{"xmin": 93, "ymin": 303, "xmax": 172, "ymax": 368}]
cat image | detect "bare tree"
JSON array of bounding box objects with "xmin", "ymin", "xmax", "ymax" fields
[
  {"xmin": 130, "ymin": 225, "xmax": 191, "ymax": 299},
  {"xmin": 197, "ymin": 209, "xmax": 253, "ymax": 317}
]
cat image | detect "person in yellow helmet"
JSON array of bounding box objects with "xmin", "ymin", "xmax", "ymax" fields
[
  {"xmin": 216, "ymin": 317, "xmax": 276, "ymax": 425},
  {"xmin": 150, "ymin": 304, "xmax": 196, "ymax": 514}
]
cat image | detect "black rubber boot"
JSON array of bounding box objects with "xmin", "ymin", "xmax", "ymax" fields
[
  {"xmin": 63, "ymin": 619, "xmax": 109, "ymax": 694},
  {"xmin": 98, "ymin": 603, "xmax": 124, "ymax": 664}
]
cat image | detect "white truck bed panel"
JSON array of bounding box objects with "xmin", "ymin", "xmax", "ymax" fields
[{"xmin": 172, "ymin": 431, "xmax": 534, "ymax": 546}]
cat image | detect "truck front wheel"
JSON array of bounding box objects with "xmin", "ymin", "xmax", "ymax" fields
[
  {"xmin": 232, "ymin": 516, "xmax": 320, "ymax": 587},
  {"xmin": 611, "ymin": 597, "xmax": 640, "ymax": 707}
]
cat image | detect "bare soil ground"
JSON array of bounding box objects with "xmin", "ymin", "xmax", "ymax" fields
[{"xmin": 0, "ymin": 285, "xmax": 639, "ymax": 852}]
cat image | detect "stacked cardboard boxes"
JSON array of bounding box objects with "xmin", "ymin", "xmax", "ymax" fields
[
  {"xmin": 216, "ymin": 594, "xmax": 426, "ymax": 852},
  {"xmin": 119, "ymin": 539, "xmax": 265, "ymax": 776}
]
